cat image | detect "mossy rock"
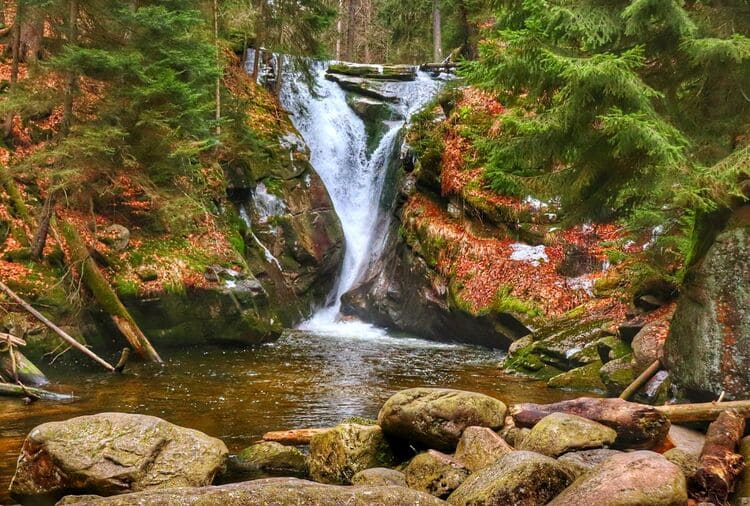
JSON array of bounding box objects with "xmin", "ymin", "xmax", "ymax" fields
[
  {"xmin": 599, "ymin": 354, "xmax": 636, "ymax": 396},
  {"xmin": 547, "ymin": 361, "xmax": 607, "ymax": 393},
  {"xmin": 327, "ymin": 63, "xmax": 416, "ymax": 81},
  {"xmin": 404, "ymin": 450, "xmax": 469, "ymax": 499},
  {"xmin": 233, "ymin": 442, "xmax": 308, "ymax": 477},
  {"xmin": 519, "ymin": 413, "xmax": 617, "ymax": 458},
  {"xmin": 597, "ymin": 335, "xmax": 633, "ymax": 363}
]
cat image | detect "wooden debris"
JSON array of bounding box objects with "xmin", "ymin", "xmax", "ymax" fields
[
  {"xmin": 262, "ymin": 428, "xmax": 329, "ymax": 445},
  {"xmin": 689, "ymin": 410, "xmax": 745, "ymax": 504},
  {"xmin": 619, "ymin": 359, "xmax": 661, "ymax": 401},
  {"xmin": 0, "ymin": 381, "xmax": 76, "ymax": 401},
  {"xmin": 735, "ymin": 436, "xmax": 750, "ymax": 504},
  {"xmin": 0, "ymin": 348, "xmax": 48, "ymax": 386},
  {"xmin": 114, "ymin": 348, "xmax": 131, "ymax": 373},
  {"xmin": 656, "ymin": 401, "xmax": 750, "ymax": 423}
]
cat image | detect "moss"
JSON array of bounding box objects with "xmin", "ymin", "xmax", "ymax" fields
[
  {"xmin": 548, "ymin": 361, "xmax": 607, "ymax": 393},
  {"xmin": 115, "ymin": 279, "xmax": 140, "ymax": 297},
  {"xmin": 491, "ymin": 285, "xmax": 543, "ymax": 319}
]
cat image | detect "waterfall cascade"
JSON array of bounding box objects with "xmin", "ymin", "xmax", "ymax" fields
[{"xmin": 279, "ymin": 62, "xmax": 441, "ymax": 334}]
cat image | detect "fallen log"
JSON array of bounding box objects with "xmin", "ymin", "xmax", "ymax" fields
[
  {"xmin": 511, "ymin": 397, "xmax": 670, "ymax": 449},
  {"xmin": 656, "ymin": 400, "xmax": 750, "ymax": 423},
  {"xmin": 689, "ymin": 410, "xmax": 745, "ymax": 504},
  {"xmin": 262, "ymin": 428, "xmax": 329, "ymax": 445},
  {"xmin": 0, "ymin": 281, "xmax": 115, "ymax": 372},
  {"xmin": 59, "ymin": 221, "xmax": 163, "ymax": 364},
  {"xmin": 0, "ymin": 381, "xmax": 76, "ymax": 401},
  {"xmin": 735, "ymin": 436, "xmax": 750, "ymax": 505},
  {"xmin": 0, "ymin": 348, "xmax": 48, "ymax": 386}
]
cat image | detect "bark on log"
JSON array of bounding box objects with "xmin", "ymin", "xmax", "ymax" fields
[
  {"xmin": 0, "ymin": 348, "xmax": 48, "ymax": 386},
  {"xmin": 59, "ymin": 221, "xmax": 163, "ymax": 364},
  {"xmin": 0, "ymin": 381, "xmax": 75, "ymax": 401},
  {"xmin": 689, "ymin": 410, "xmax": 745, "ymax": 504},
  {"xmin": 735, "ymin": 436, "xmax": 750, "ymax": 505},
  {"xmin": 511, "ymin": 397, "xmax": 671, "ymax": 449},
  {"xmin": 262, "ymin": 428, "xmax": 329, "ymax": 445},
  {"xmin": 656, "ymin": 401, "xmax": 750, "ymax": 423}
]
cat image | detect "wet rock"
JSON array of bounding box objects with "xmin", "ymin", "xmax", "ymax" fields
[
  {"xmin": 10, "ymin": 413, "xmax": 228, "ymax": 501},
  {"xmin": 519, "ymin": 412, "xmax": 617, "ymax": 457},
  {"xmin": 664, "ymin": 205, "xmax": 750, "ymax": 398},
  {"xmin": 351, "ymin": 468, "xmax": 406, "ymax": 487},
  {"xmin": 97, "ymin": 224, "xmax": 130, "ymax": 251},
  {"xmin": 547, "ymin": 361, "xmax": 607, "ymax": 392},
  {"xmin": 308, "ymin": 423, "xmax": 394, "ymax": 485},
  {"xmin": 448, "ymin": 450, "xmax": 574, "ymax": 506},
  {"xmin": 508, "ymin": 335, "xmax": 534, "ymax": 355},
  {"xmin": 663, "ymin": 448, "xmax": 699, "ymax": 478},
  {"xmin": 597, "ymin": 335, "xmax": 633, "ymax": 363},
  {"xmin": 618, "ymin": 317, "xmax": 646, "ymax": 343},
  {"xmin": 632, "ymin": 319, "xmax": 670, "ymax": 372},
  {"xmin": 547, "ymin": 451, "xmax": 687, "ymax": 506},
  {"xmin": 404, "ymin": 450, "xmax": 469, "ymax": 499},
  {"xmin": 599, "ymin": 354, "xmax": 636, "ymax": 396},
  {"xmin": 378, "ymin": 388, "xmax": 507, "ymax": 452},
  {"xmin": 327, "ymin": 63, "xmax": 417, "ymax": 81},
  {"xmin": 57, "ymin": 477, "xmax": 447, "ymax": 506},
  {"xmin": 557, "ymin": 449, "xmax": 621, "ymax": 478},
  {"xmin": 454, "ymin": 426, "xmax": 514, "ymax": 472},
  {"xmin": 668, "ymin": 425, "xmax": 705, "ymax": 457},
  {"xmin": 233, "ymin": 442, "xmax": 307, "ymax": 476}
]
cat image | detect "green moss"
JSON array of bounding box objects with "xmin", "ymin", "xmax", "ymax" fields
[
  {"xmin": 115, "ymin": 279, "xmax": 140, "ymax": 297},
  {"xmin": 492, "ymin": 285, "xmax": 543, "ymax": 319},
  {"xmin": 548, "ymin": 361, "xmax": 607, "ymax": 393}
]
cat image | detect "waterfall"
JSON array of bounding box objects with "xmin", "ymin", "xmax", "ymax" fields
[{"xmin": 279, "ymin": 62, "xmax": 440, "ymax": 333}]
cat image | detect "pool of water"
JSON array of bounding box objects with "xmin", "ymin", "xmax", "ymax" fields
[{"xmin": 0, "ymin": 329, "xmax": 581, "ymax": 502}]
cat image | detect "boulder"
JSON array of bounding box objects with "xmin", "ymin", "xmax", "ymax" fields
[
  {"xmin": 454, "ymin": 426, "xmax": 514, "ymax": 472},
  {"xmin": 97, "ymin": 224, "xmax": 130, "ymax": 251},
  {"xmin": 632, "ymin": 319, "xmax": 670, "ymax": 372},
  {"xmin": 667, "ymin": 425, "xmax": 705, "ymax": 457},
  {"xmin": 404, "ymin": 450, "xmax": 469, "ymax": 499},
  {"xmin": 308, "ymin": 423, "xmax": 394, "ymax": 485},
  {"xmin": 10, "ymin": 413, "xmax": 228, "ymax": 501},
  {"xmin": 519, "ymin": 412, "xmax": 617, "ymax": 457},
  {"xmin": 663, "ymin": 448, "xmax": 699, "ymax": 478},
  {"xmin": 547, "ymin": 361, "xmax": 607, "ymax": 392},
  {"xmin": 351, "ymin": 468, "xmax": 407, "ymax": 487},
  {"xmin": 378, "ymin": 388, "xmax": 507, "ymax": 451},
  {"xmin": 547, "ymin": 451, "xmax": 687, "ymax": 506},
  {"xmin": 557, "ymin": 449, "xmax": 622, "ymax": 478},
  {"xmin": 448, "ymin": 451, "xmax": 574, "ymax": 506},
  {"xmin": 599, "ymin": 355, "xmax": 636, "ymax": 396},
  {"xmin": 232, "ymin": 442, "xmax": 307, "ymax": 476},
  {"xmin": 664, "ymin": 205, "xmax": 750, "ymax": 398},
  {"xmin": 57, "ymin": 477, "xmax": 447, "ymax": 506}
]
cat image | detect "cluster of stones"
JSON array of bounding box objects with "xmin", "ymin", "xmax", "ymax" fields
[{"xmin": 9, "ymin": 388, "xmax": 738, "ymax": 505}]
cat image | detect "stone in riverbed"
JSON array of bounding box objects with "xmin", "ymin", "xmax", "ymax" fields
[
  {"xmin": 557, "ymin": 449, "xmax": 622, "ymax": 478},
  {"xmin": 447, "ymin": 450, "xmax": 574, "ymax": 506},
  {"xmin": 454, "ymin": 426, "xmax": 514, "ymax": 472},
  {"xmin": 56, "ymin": 477, "xmax": 446, "ymax": 505},
  {"xmin": 378, "ymin": 388, "xmax": 506, "ymax": 452},
  {"xmin": 308, "ymin": 423, "xmax": 394, "ymax": 485},
  {"xmin": 404, "ymin": 450, "xmax": 469, "ymax": 499},
  {"xmin": 10, "ymin": 413, "xmax": 228, "ymax": 501},
  {"xmin": 232, "ymin": 441, "xmax": 307, "ymax": 476},
  {"xmin": 663, "ymin": 448, "xmax": 699, "ymax": 479},
  {"xmin": 519, "ymin": 412, "xmax": 617, "ymax": 457},
  {"xmin": 547, "ymin": 451, "xmax": 687, "ymax": 506},
  {"xmin": 351, "ymin": 468, "xmax": 407, "ymax": 487}
]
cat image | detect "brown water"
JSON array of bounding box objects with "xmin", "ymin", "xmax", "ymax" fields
[{"xmin": 0, "ymin": 329, "xmax": 579, "ymax": 503}]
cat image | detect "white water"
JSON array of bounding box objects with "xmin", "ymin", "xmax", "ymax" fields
[{"xmin": 279, "ymin": 62, "xmax": 440, "ymax": 334}]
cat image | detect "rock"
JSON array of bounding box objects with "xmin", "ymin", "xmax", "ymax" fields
[
  {"xmin": 448, "ymin": 451, "xmax": 574, "ymax": 506},
  {"xmin": 599, "ymin": 354, "xmax": 636, "ymax": 396},
  {"xmin": 663, "ymin": 448, "xmax": 699, "ymax": 478},
  {"xmin": 10, "ymin": 413, "xmax": 228, "ymax": 501},
  {"xmin": 519, "ymin": 412, "xmax": 617, "ymax": 457},
  {"xmin": 135, "ymin": 266, "xmax": 158, "ymax": 282},
  {"xmin": 636, "ymin": 294, "xmax": 667, "ymax": 311},
  {"xmin": 509, "ymin": 334, "xmax": 534, "ymax": 355},
  {"xmin": 557, "ymin": 449, "xmax": 622, "ymax": 478},
  {"xmin": 667, "ymin": 425, "xmax": 705, "ymax": 457},
  {"xmin": 547, "ymin": 361, "xmax": 607, "ymax": 392},
  {"xmin": 618, "ymin": 317, "xmax": 646, "ymax": 343},
  {"xmin": 57, "ymin": 477, "xmax": 446, "ymax": 506},
  {"xmin": 547, "ymin": 451, "xmax": 688, "ymax": 506},
  {"xmin": 499, "ymin": 420, "xmax": 531, "ymax": 449},
  {"xmin": 351, "ymin": 468, "xmax": 406, "ymax": 487},
  {"xmin": 378, "ymin": 388, "xmax": 507, "ymax": 452},
  {"xmin": 404, "ymin": 450, "xmax": 469, "ymax": 499},
  {"xmin": 233, "ymin": 442, "xmax": 307, "ymax": 476},
  {"xmin": 308, "ymin": 423, "xmax": 394, "ymax": 485},
  {"xmin": 327, "ymin": 63, "xmax": 417, "ymax": 81},
  {"xmin": 632, "ymin": 319, "xmax": 670, "ymax": 372},
  {"xmin": 454, "ymin": 426, "xmax": 514, "ymax": 472},
  {"xmin": 97, "ymin": 224, "xmax": 130, "ymax": 251},
  {"xmin": 597, "ymin": 335, "xmax": 633, "ymax": 363},
  {"xmin": 664, "ymin": 205, "xmax": 750, "ymax": 398}
]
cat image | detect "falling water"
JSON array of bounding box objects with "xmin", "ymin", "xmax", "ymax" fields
[{"xmin": 279, "ymin": 62, "xmax": 440, "ymax": 334}]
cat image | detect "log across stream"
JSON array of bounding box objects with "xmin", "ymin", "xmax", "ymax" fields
[{"xmin": 0, "ymin": 329, "xmax": 583, "ymax": 503}]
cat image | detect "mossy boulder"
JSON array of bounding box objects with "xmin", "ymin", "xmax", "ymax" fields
[
  {"xmin": 599, "ymin": 355, "xmax": 636, "ymax": 396},
  {"xmin": 378, "ymin": 388, "xmax": 507, "ymax": 452},
  {"xmin": 308, "ymin": 424, "xmax": 395, "ymax": 485},
  {"xmin": 351, "ymin": 468, "xmax": 406, "ymax": 487},
  {"xmin": 404, "ymin": 450, "xmax": 469, "ymax": 499},
  {"xmin": 663, "ymin": 448, "xmax": 699, "ymax": 479},
  {"xmin": 327, "ymin": 63, "xmax": 417, "ymax": 81},
  {"xmin": 233, "ymin": 442, "xmax": 308, "ymax": 477},
  {"xmin": 547, "ymin": 361, "xmax": 607, "ymax": 393},
  {"xmin": 454, "ymin": 426, "xmax": 514, "ymax": 472},
  {"xmin": 557, "ymin": 449, "xmax": 622, "ymax": 478},
  {"xmin": 632, "ymin": 319, "xmax": 670, "ymax": 372},
  {"xmin": 10, "ymin": 413, "xmax": 228, "ymax": 503},
  {"xmin": 519, "ymin": 413, "xmax": 617, "ymax": 458},
  {"xmin": 447, "ymin": 451, "xmax": 574, "ymax": 506},
  {"xmin": 547, "ymin": 451, "xmax": 687, "ymax": 506}
]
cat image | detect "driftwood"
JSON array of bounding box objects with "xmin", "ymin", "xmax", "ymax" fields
[
  {"xmin": 114, "ymin": 347, "xmax": 131, "ymax": 373},
  {"xmin": 656, "ymin": 400, "xmax": 750, "ymax": 423},
  {"xmin": 510, "ymin": 397, "xmax": 671, "ymax": 449},
  {"xmin": 619, "ymin": 359, "xmax": 661, "ymax": 400},
  {"xmin": 262, "ymin": 428, "xmax": 329, "ymax": 445},
  {"xmin": 0, "ymin": 280, "xmax": 115, "ymax": 372},
  {"xmin": 689, "ymin": 410, "xmax": 746, "ymax": 504},
  {"xmin": 0, "ymin": 381, "xmax": 76, "ymax": 401},
  {"xmin": 59, "ymin": 221, "xmax": 163, "ymax": 364}
]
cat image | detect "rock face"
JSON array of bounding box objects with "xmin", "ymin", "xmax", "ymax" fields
[
  {"xmin": 232, "ymin": 442, "xmax": 307, "ymax": 476},
  {"xmin": 547, "ymin": 451, "xmax": 687, "ymax": 506},
  {"xmin": 665, "ymin": 205, "xmax": 750, "ymax": 398},
  {"xmin": 454, "ymin": 426, "xmax": 514, "ymax": 472},
  {"xmin": 308, "ymin": 424, "xmax": 394, "ymax": 485},
  {"xmin": 404, "ymin": 450, "xmax": 469, "ymax": 499},
  {"xmin": 378, "ymin": 388, "xmax": 507, "ymax": 451},
  {"xmin": 519, "ymin": 412, "xmax": 617, "ymax": 457},
  {"xmin": 351, "ymin": 468, "xmax": 407, "ymax": 487},
  {"xmin": 10, "ymin": 413, "xmax": 228, "ymax": 501},
  {"xmin": 448, "ymin": 451, "xmax": 574, "ymax": 506},
  {"xmin": 57, "ymin": 477, "xmax": 446, "ymax": 506}
]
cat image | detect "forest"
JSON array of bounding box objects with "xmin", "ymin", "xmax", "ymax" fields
[{"xmin": 0, "ymin": 1, "xmax": 748, "ymax": 505}]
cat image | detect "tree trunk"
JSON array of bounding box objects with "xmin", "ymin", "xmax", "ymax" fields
[
  {"xmin": 346, "ymin": 0, "xmax": 357, "ymax": 61},
  {"xmin": 262, "ymin": 428, "xmax": 329, "ymax": 445},
  {"xmin": 10, "ymin": 0, "xmax": 20, "ymax": 85},
  {"xmin": 510, "ymin": 397, "xmax": 671, "ymax": 449},
  {"xmin": 432, "ymin": 0, "xmax": 443, "ymax": 62},
  {"xmin": 735, "ymin": 436, "xmax": 750, "ymax": 504},
  {"xmin": 656, "ymin": 400, "xmax": 750, "ymax": 423},
  {"xmin": 251, "ymin": 0, "xmax": 264, "ymax": 80},
  {"xmin": 689, "ymin": 410, "xmax": 745, "ymax": 504},
  {"xmin": 0, "ymin": 348, "xmax": 48, "ymax": 386},
  {"xmin": 213, "ymin": 0, "xmax": 221, "ymax": 137},
  {"xmin": 61, "ymin": 0, "xmax": 79, "ymax": 136},
  {"xmin": 31, "ymin": 192, "xmax": 54, "ymax": 260},
  {"xmin": 336, "ymin": 0, "xmax": 343, "ymax": 60},
  {"xmin": 0, "ymin": 381, "xmax": 75, "ymax": 401},
  {"xmin": 59, "ymin": 221, "xmax": 163, "ymax": 364}
]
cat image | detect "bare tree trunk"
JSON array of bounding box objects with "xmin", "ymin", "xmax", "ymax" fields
[
  {"xmin": 432, "ymin": 0, "xmax": 443, "ymax": 62},
  {"xmin": 346, "ymin": 0, "xmax": 357, "ymax": 61},
  {"xmin": 10, "ymin": 0, "xmax": 20, "ymax": 85},
  {"xmin": 61, "ymin": 0, "xmax": 79, "ymax": 136},
  {"xmin": 363, "ymin": 0, "xmax": 370, "ymax": 63},
  {"xmin": 335, "ymin": 0, "xmax": 343, "ymax": 60},
  {"xmin": 213, "ymin": 0, "xmax": 221, "ymax": 137},
  {"xmin": 0, "ymin": 0, "xmax": 6, "ymax": 27},
  {"xmin": 251, "ymin": 0, "xmax": 264, "ymax": 80},
  {"xmin": 31, "ymin": 192, "xmax": 54, "ymax": 260}
]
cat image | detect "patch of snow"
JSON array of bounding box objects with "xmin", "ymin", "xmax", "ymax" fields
[
  {"xmin": 643, "ymin": 225, "xmax": 665, "ymax": 250},
  {"xmin": 224, "ymin": 280, "xmax": 237, "ymax": 289},
  {"xmin": 567, "ymin": 275, "xmax": 595, "ymax": 296},
  {"xmin": 509, "ymin": 243, "xmax": 549, "ymax": 267},
  {"xmin": 582, "ymin": 223, "xmax": 595, "ymax": 234},
  {"xmin": 524, "ymin": 195, "xmax": 548, "ymax": 210}
]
